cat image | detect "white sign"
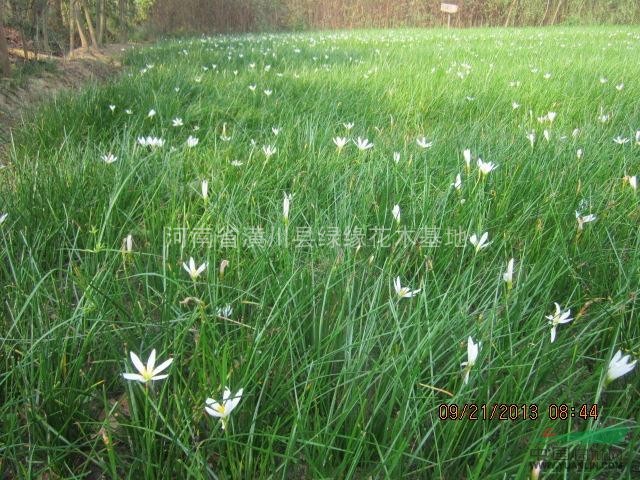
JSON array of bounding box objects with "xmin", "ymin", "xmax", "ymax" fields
[{"xmin": 441, "ymin": 3, "xmax": 459, "ymax": 14}]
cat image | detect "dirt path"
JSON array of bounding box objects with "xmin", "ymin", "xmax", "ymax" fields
[{"xmin": 0, "ymin": 44, "xmax": 136, "ymax": 158}]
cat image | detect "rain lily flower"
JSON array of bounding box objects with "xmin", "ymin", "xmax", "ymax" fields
[
  {"xmin": 230, "ymin": 160, "xmax": 243, "ymax": 167},
  {"xmin": 469, "ymin": 232, "xmax": 491, "ymax": 252},
  {"xmin": 503, "ymin": 258, "xmax": 515, "ymax": 289},
  {"xmin": 599, "ymin": 77, "xmax": 608, "ymax": 84},
  {"xmin": 416, "ymin": 137, "xmax": 433, "ymax": 149},
  {"xmin": 451, "ymin": 173, "xmax": 462, "ymax": 190},
  {"xmin": 137, "ymin": 136, "xmax": 165, "ymax": 148},
  {"xmin": 125, "ymin": 109, "xmax": 133, "ymax": 115},
  {"xmin": 394, "ymin": 277, "xmax": 421, "ymax": 299},
  {"xmin": 263, "ymin": 89, "xmax": 272, "ymax": 96},
  {"xmin": 216, "ymin": 304, "xmax": 233, "ymax": 318},
  {"xmin": 147, "ymin": 109, "xmax": 156, "ymax": 118},
  {"xmin": 575, "ymin": 211, "xmax": 597, "ymax": 230},
  {"xmin": 605, "ymin": 350, "xmax": 637, "ymax": 384},
  {"xmin": 102, "ymin": 153, "xmax": 118, "ymax": 164},
  {"xmin": 283, "ymin": 192, "xmax": 292, "ymax": 222},
  {"xmin": 248, "ymin": 84, "xmax": 257, "ymax": 92},
  {"xmin": 201, "ymin": 180, "xmax": 209, "ymax": 200},
  {"xmin": 545, "ymin": 302, "xmax": 573, "ymax": 343},
  {"xmin": 613, "ymin": 136, "xmax": 630, "ymax": 145},
  {"xmin": 205, "ymin": 387, "xmax": 243, "ymax": 430},
  {"xmin": 623, "ymin": 174, "xmax": 637, "ymax": 191},
  {"xmin": 463, "ymin": 149, "xmax": 472, "ymax": 171},
  {"xmin": 531, "ymin": 461, "xmax": 543, "ymax": 480},
  {"xmin": 393, "ymin": 152, "xmax": 400, "ymax": 163},
  {"xmin": 477, "ymin": 158, "xmax": 497, "ymax": 176},
  {"xmin": 262, "ymin": 145, "xmax": 276, "ymax": 158},
  {"xmin": 0, "ymin": 213, "xmax": 7, "ymax": 224},
  {"xmin": 272, "ymin": 127, "xmax": 281, "ymax": 136},
  {"xmin": 333, "ymin": 137, "xmax": 348, "ymax": 152},
  {"xmin": 599, "ymin": 113, "xmax": 610, "ymax": 123},
  {"xmin": 220, "ymin": 123, "xmax": 231, "ymax": 141},
  {"xmin": 392, "ymin": 204, "xmax": 401, "ymax": 223},
  {"xmin": 527, "ymin": 132, "xmax": 536, "ymax": 147},
  {"xmin": 343, "ymin": 122, "xmax": 354, "ymax": 130},
  {"xmin": 636, "ymin": 130, "xmax": 640, "ymax": 145},
  {"xmin": 461, "ymin": 336, "xmax": 480, "ymax": 384},
  {"xmin": 172, "ymin": 117, "xmax": 184, "ymax": 127},
  {"xmin": 512, "ymin": 101, "xmax": 520, "ymax": 109},
  {"xmin": 354, "ymin": 137, "xmax": 373, "ymax": 151},
  {"xmin": 572, "ymin": 128, "xmax": 581, "ymax": 138},
  {"xmin": 219, "ymin": 259, "xmax": 229, "ymax": 277},
  {"xmin": 122, "ymin": 234, "xmax": 133, "ymax": 254},
  {"xmin": 186, "ymin": 136, "xmax": 199, "ymax": 148},
  {"xmin": 616, "ymin": 83, "xmax": 624, "ymax": 91},
  {"xmin": 543, "ymin": 129, "xmax": 550, "ymax": 141},
  {"xmin": 183, "ymin": 257, "xmax": 208, "ymax": 280},
  {"xmin": 577, "ymin": 148, "xmax": 583, "ymax": 159},
  {"xmin": 109, "ymin": 104, "xmax": 116, "ymax": 112},
  {"xmin": 122, "ymin": 349, "xmax": 173, "ymax": 383}
]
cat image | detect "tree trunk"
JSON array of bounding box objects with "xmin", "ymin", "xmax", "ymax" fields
[
  {"xmin": 74, "ymin": 0, "xmax": 89, "ymax": 49},
  {"xmin": 118, "ymin": 0, "xmax": 126, "ymax": 43},
  {"xmin": 98, "ymin": 0, "xmax": 105, "ymax": 45},
  {"xmin": 42, "ymin": 1, "xmax": 50, "ymax": 53},
  {"xmin": 0, "ymin": 0, "xmax": 10, "ymax": 76},
  {"xmin": 79, "ymin": 0, "xmax": 98, "ymax": 48},
  {"xmin": 69, "ymin": 0, "xmax": 76, "ymax": 52}
]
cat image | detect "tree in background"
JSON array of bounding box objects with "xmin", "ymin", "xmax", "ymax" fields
[{"xmin": 0, "ymin": 0, "xmax": 10, "ymax": 76}]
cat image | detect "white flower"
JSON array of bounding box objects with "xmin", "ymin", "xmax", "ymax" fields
[
  {"xmin": 577, "ymin": 148, "xmax": 583, "ymax": 159},
  {"xmin": 512, "ymin": 101, "xmax": 520, "ymax": 109},
  {"xmin": 572, "ymin": 128, "xmax": 581, "ymax": 138},
  {"xmin": 393, "ymin": 152, "xmax": 400, "ymax": 163},
  {"xmin": 469, "ymin": 232, "xmax": 491, "ymax": 252},
  {"xmin": 343, "ymin": 122, "xmax": 354, "ymax": 130},
  {"xmin": 599, "ymin": 77, "xmax": 608, "ymax": 84},
  {"xmin": 416, "ymin": 137, "xmax": 433, "ymax": 149},
  {"xmin": 109, "ymin": 104, "xmax": 116, "ymax": 112},
  {"xmin": 477, "ymin": 158, "xmax": 497, "ymax": 176},
  {"xmin": 147, "ymin": 109, "xmax": 156, "ymax": 118},
  {"xmin": 575, "ymin": 211, "xmax": 597, "ymax": 230},
  {"xmin": 393, "ymin": 276, "xmax": 421, "ymax": 299},
  {"xmin": 543, "ymin": 130, "xmax": 550, "ymax": 142},
  {"xmin": 451, "ymin": 173, "xmax": 462, "ymax": 190},
  {"xmin": 219, "ymin": 259, "xmax": 229, "ymax": 276},
  {"xmin": 527, "ymin": 132, "xmax": 536, "ymax": 147},
  {"xmin": 283, "ymin": 192, "xmax": 292, "ymax": 221},
  {"xmin": 122, "ymin": 234, "xmax": 133, "ymax": 253},
  {"xmin": 186, "ymin": 136, "xmax": 199, "ymax": 148},
  {"xmin": 262, "ymin": 145, "xmax": 277, "ymax": 158},
  {"xmin": 354, "ymin": 137, "xmax": 373, "ymax": 151},
  {"xmin": 216, "ymin": 304, "xmax": 233, "ymax": 318},
  {"xmin": 605, "ymin": 350, "xmax": 637, "ymax": 384},
  {"xmin": 463, "ymin": 149, "xmax": 472, "ymax": 170},
  {"xmin": 122, "ymin": 349, "xmax": 173, "ymax": 383},
  {"xmin": 599, "ymin": 113, "xmax": 610, "ymax": 123},
  {"xmin": 623, "ymin": 174, "xmax": 637, "ymax": 191},
  {"xmin": 616, "ymin": 83, "xmax": 624, "ymax": 91},
  {"xmin": 0, "ymin": 213, "xmax": 7, "ymax": 224},
  {"xmin": 613, "ymin": 136, "xmax": 630, "ymax": 145},
  {"xmin": 333, "ymin": 137, "xmax": 348, "ymax": 151},
  {"xmin": 531, "ymin": 461, "xmax": 543, "ymax": 480},
  {"xmin": 272, "ymin": 127, "xmax": 281, "ymax": 136},
  {"xmin": 137, "ymin": 136, "xmax": 165, "ymax": 148},
  {"xmin": 248, "ymin": 84, "xmax": 257, "ymax": 92},
  {"xmin": 102, "ymin": 153, "xmax": 118, "ymax": 164},
  {"xmin": 230, "ymin": 160, "xmax": 243, "ymax": 167},
  {"xmin": 125, "ymin": 109, "xmax": 133, "ymax": 115},
  {"xmin": 205, "ymin": 387, "xmax": 243, "ymax": 430},
  {"xmin": 201, "ymin": 180, "xmax": 209, "ymax": 200},
  {"xmin": 172, "ymin": 117, "xmax": 184, "ymax": 127},
  {"xmin": 503, "ymin": 258, "xmax": 515, "ymax": 288},
  {"xmin": 263, "ymin": 89, "xmax": 272, "ymax": 96},
  {"xmin": 635, "ymin": 130, "xmax": 640, "ymax": 145},
  {"xmin": 392, "ymin": 204, "xmax": 401, "ymax": 223},
  {"xmin": 183, "ymin": 257, "xmax": 208, "ymax": 280},
  {"xmin": 220, "ymin": 123, "xmax": 231, "ymax": 142},
  {"xmin": 545, "ymin": 302, "xmax": 573, "ymax": 343},
  {"xmin": 461, "ymin": 336, "xmax": 480, "ymax": 384},
  {"xmin": 543, "ymin": 72, "xmax": 551, "ymax": 79}
]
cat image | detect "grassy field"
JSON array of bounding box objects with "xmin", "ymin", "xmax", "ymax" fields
[{"xmin": 1, "ymin": 26, "xmax": 639, "ymax": 479}]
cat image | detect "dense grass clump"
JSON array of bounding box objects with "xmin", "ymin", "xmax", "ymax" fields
[{"xmin": 1, "ymin": 27, "xmax": 639, "ymax": 479}]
